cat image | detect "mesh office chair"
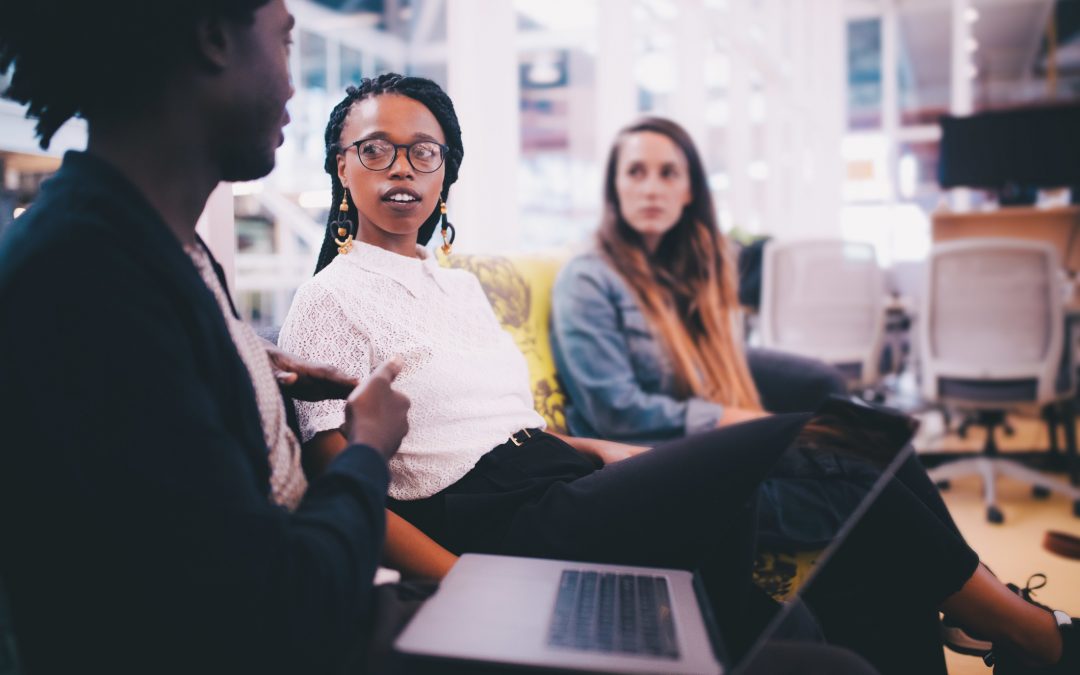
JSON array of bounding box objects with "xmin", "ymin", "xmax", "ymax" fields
[
  {"xmin": 759, "ymin": 239, "xmax": 886, "ymax": 392},
  {"xmin": 920, "ymin": 238, "xmax": 1080, "ymax": 523}
]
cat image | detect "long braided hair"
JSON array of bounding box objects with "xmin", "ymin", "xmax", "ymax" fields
[
  {"xmin": 598, "ymin": 117, "xmax": 761, "ymax": 410},
  {"xmin": 314, "ymin": 73, "xmax": 464, "ymax": 274}
]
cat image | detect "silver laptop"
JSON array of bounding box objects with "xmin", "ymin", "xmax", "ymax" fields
[
  {"xmin": 395, "ymin": 397, "xmax": 917, "ymax": 674},
  {"xmin": 397, "ymin": 554, "xmax": 723, "ymax": 674}
]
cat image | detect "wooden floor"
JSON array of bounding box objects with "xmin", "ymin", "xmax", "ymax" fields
[{"xmin": 913, "ymin": 411, "xmax": 1080, "ymax": 675}]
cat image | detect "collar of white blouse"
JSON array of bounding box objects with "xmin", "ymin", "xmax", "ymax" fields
[{"xmin": 339, "ymin": 239, "xmax": 452, "ymax": 298}]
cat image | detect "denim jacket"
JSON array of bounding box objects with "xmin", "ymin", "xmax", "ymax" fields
[{"xmin": 550, "ymin": 251, "xmax": 725, "ymax": 443}]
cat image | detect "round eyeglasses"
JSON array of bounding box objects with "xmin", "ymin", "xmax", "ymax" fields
[{"xmin": 344, "ymin": 138, "xmax": 449, "ymax": 173}]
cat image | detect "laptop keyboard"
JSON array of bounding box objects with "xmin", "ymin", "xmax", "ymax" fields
[{"xmin": 548, "ymin": 570, "xmax": 680, "ymax": 659}]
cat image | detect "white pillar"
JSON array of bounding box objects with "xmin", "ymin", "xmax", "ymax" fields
[
  {"xmin": 950, "ymin": 0, "xmax": 974, "ymax": 210},
  {"xmin": 882, "ymin": 0, "xmax": 900, "ymax": 202},
  {"xmin": 594, "ymin": 0, "xmax": 637, "ymax": 162},
  {"xmin": 760, "ymin": 0, "xmax": 790, "ymax": 239},
  {"xmin": 726, "ymin": 1, "xmax": 754, "ymax": 234},
  {"xmin": 787, "ymin": 0, "xmax": 812, "ymax": 240},
  {"xmin": 671, "ymin": 0, "xmax": 708, "ymax": 152},
  {"xmin": 326, "ymin": 37, "xmax": 341, "ymax": 94},
  {"xmin": 806, "ymin": 0, "xmax": 845, "ymax": 239},
  {"xmin": 446, "ymin": 0, "xmax": 519, "ymax": 253},
  {"xmin": 195, "ymin": 183, "xmax": 236, "ymax": 293}
]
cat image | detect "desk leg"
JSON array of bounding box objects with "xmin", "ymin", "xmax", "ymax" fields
[
  {"xmin": 1062, "ymin": 399, "xmax": 1080, "ymax": 486},
  {"xmin": 1045, "ymin": 405, "xmax": 1062, "ymax": 456}
]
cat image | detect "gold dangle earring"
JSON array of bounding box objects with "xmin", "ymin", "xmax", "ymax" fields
[
  {"xmin": 334, "ymin": 189, "xmax": 354, "ymax": 255},
  {"xmin": 439, "ymin": 197, "xmax": 456, "ymax": 255}
]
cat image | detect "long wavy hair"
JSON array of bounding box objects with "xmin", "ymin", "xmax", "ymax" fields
[{"xmin": 598, "ymin": 117, "xmax": 761, "ymax": 409}]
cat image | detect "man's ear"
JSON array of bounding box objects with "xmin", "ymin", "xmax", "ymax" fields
[{"xmin": 194, "ymin": 15, "xmax": 231, "ymax": 72}]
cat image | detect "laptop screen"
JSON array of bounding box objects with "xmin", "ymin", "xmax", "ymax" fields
[{"xmin": 740, "ymin": 395, "xmax": 918, "ymax": 668}]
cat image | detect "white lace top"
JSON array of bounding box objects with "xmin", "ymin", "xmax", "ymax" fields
[{"xmin": 278, "ymin": 241, "xmax": 545, "ymax": 500}]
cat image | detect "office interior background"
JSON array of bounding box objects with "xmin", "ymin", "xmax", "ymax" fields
[
  {"xmin": 0, "ymin": 0, "xmax": 1075, "ymax": 329},
  {"xmin": 2, "ymin": 2, "xmax": 1080, "ymax": 673}
]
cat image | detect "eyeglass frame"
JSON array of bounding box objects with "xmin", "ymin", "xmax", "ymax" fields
[{"xmin": 342, "ymin": 137, "xmax": 450, "ymax": 174}]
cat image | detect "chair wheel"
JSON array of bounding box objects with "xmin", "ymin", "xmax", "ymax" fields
[
  {"xmin": 1033, "ymin": 485, "xmax": 1051, "ymax": 499},
  {"xmin": 987, "ymin": 506, "xmax": 1005, "ymax": 524},
  {"xmin": 936, "ymin": 480, "xmax": 951, "ymax": 491}
]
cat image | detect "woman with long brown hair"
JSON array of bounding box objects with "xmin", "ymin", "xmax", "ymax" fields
[
  {"xmin": 551, "ymin": 116, "xmax": 846, "ymax": 442},
  {"xmin": 550, "ymin": 116, "xmax": 1078, "ymax": 675}
]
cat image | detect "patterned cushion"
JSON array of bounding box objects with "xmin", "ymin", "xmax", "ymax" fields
[
  {"xmin": 438, "ymin": 252, "xmax": 569, "ymax": 433},
  {"xmin": 752, "ymin": 549, "xmax": 821, "ymax": 602}
]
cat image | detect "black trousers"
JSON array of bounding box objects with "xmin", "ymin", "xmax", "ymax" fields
[
  {"xmin": 747, "ymin": 347, "xmax": 849, "ymax": 414},
  {"xmin": 389, "ymin": 420, "xmax": 978, "ymax": 675},
  {"xmin": 391, "ymin": 416, "xmax": 810, "ymax": 643}
]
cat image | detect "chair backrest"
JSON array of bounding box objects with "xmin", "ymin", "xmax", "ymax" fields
[
  {"xmin": 759, "ymin": 239, "xmax": 886, "ymax": 386},
  {"xmin": 919, "ymin": 238, "xmax": 1067, "ymax": 406},
  {"xmin": 438, "ymin": 252, "xmax": 569, "ymax": 433}
]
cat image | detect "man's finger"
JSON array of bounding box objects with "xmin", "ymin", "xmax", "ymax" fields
[
  {"xmin": 315, "ymin": 364, "xmax": 359, "ymax": 389},
  {"xmin": 370, "ymin": 355, "xmax": 404, "ymax": 384}
]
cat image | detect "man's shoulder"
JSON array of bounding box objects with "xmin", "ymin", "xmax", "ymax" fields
[{"xmin": 0, "ymin": 204, "xmax": 120, "ymax": 293}]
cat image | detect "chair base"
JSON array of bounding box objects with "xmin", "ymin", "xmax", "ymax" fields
[{"xmin": 928, "ymin": 456, "xmax": 1080, "ymax": 524}]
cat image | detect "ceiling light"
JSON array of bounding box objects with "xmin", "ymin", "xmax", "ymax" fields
[
  {"xmin": 899, "ymin": 153, "xmax": 918, "ymax": 199},
  {"xmin": 966, "ymin": 64, "xmax": 978, "ymax": 79},
  {"xmin": 709, "ymin": 172, "xmax": 731, "ymax": 191},
  {"xmin": 527, "ymin": 60, "xmax": 562, "ymax": 86},
  {"xmin": 964, "ymin": 7, "xmax": 979, "ymax": 23},
  {"xmin": 966, "ymin": 38, "xmax": 978, "ymax": 52}
]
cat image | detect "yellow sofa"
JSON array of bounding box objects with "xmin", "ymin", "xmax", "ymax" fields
[{"xmin": 439, "ymin": 251, "xmax": 818, "ymax": 600}]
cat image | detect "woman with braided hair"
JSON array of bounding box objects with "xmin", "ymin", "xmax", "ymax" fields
[
  {"xmin": 277, "ymin": 74, "xmax": 1078, "ymax": 674},
  {"xmin": 311, "ymin": 74, "xmax": 464, "ymax": 273},
  {"xmin": 280, "ymin": 74, "xmax": 798, "ymax": 659}
]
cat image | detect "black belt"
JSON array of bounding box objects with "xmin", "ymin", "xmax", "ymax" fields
[{"xmin": 508, "ymin": 428, "xmax": 545, "ymax": 447}]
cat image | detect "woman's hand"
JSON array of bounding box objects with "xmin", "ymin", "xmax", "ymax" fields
[
  {"xmin": 717, "ymin": 406, "xmax": 770, "ymax": 427},
  {"xmin": 584, "ymin": 438, "xmax": 651, "ymax": 465},
  {"xmin": 551, "ymin": 432, "xmax": 650, "ymax": 466}
]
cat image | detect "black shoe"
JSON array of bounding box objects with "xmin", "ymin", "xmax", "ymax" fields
[
  {"xmin": 1008, "ymin": 574, "xmax": 1053, "ymax": 612},
  {"xmin": 941, "ymin": 574, "xmax": 1050, "ymax": 659},
  {"xmin": 992, "ymin": 611, "xmax": 1078, "ymax": 674}
]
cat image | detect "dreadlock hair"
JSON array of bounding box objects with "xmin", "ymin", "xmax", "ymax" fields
[
  {"xmin": 314, "ymin": 73, "xmax": 464, "ymax": 274},
  {"xmin": 597, "ymin": 117, "xmax": 761, "ymax": 411},
  {"xmin": 0, "ymin": 0, "xmax": 270, "ymax": 149}
]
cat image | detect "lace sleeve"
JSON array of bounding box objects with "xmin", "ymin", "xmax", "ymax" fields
[{"xmin": 278, "ymin": 280, "xmax": 373, "ymax": 443}]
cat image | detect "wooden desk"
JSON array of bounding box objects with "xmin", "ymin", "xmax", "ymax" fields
[{"xmin": 932, "ymin": 206, "xmax": 1080, "ymax": 273}]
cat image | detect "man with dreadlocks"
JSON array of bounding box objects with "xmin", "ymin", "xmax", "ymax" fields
[{"xmin": 0, "ymin": 2, "xmax": 411, "ymax": 674}]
